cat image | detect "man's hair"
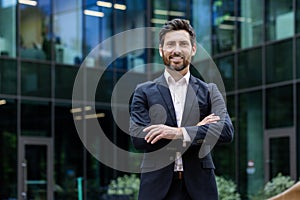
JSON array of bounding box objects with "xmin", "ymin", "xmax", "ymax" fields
[{"xmin": 159, "ymin": 18, "xmax": 196, "ymax": 46}]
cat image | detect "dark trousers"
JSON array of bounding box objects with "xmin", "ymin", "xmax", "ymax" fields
[{"xmin": 163, "ymin": 172, "xmax": 192, "ymax": 200}]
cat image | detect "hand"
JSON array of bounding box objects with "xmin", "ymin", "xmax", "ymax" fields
[
  {"xmin": 143, "ymin": 125, "xmax": 182, "ymax": 144},
  {"xmin": 196, "ymin": 113, "xmax": 220, "ymax": 126}
]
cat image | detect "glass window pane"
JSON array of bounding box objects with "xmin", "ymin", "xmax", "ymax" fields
[
  {"xmin": 269, "ymin": 137, "xmax": 290, "ymax": 178},
  {"xmin": 212, "ymin": 0, "xmax": 235, "ymax": 54},
  {"xmin": 193, "ymin": 1, "xmax": 212, "ymax": 54},
  {"xmin": 297, "ymin": 83, "xmax": 300, "ymax": 174},
  {"xmin": 0, "ymin": 58, "xmax": 17, "ymax": 95},
  {"xmin": 55, "ymin": 103, "xmax": 83, "ymax": 199},
  {"xmin": 238, "ymin": 91, "xmax": 263, "ymax": 198},
  {"xmin": 296, "ymin": 38, "xmax": 300, "ymax": 79},
  {"xmin": 21, "ymin": 61, "xmax": 51, "ymax": 97},
  {"xmin": 19, "ymin": 0, "xmax": 52, "ymax": 60},
  {"xmin": 213, "ymin": 95, "xmax": 236, "ymax": 179},
  {"xmin": 0, "ymin": 1, "xmax": 17, "ymax": 57},
  {"xmin": 266, "ymin": 40, "xmax": 293, "ymax": 84},
  {"xmin": 296, "ymin": 0, "xmax": 300, "ymax": 33},
  {"xmin": 265, "ymin": 0, "xmax": 294, "ymax": 41},
  {"xmin": 0, "ymin": 99, "xmax": 17, "ymax": 199},
  {"xmin": 21, "ymin": 100, "xmax": 51, "ymax": 137},
  {"xmin": 55, "ymin": 64, "xmax": 79, "ymax": 99},
  {"xmin": 238, "ymin": 48, "xmax": 262, "ymax": 89},
  {"xmin": 215, "ymin": 55, "xmax": 235, "ymax": 92},
  {"xmin": 266, "ymin": 85, "xmax": 293, "ymax": 129},
  {"xmin": 53, "ymin": 0, "xmax": 82, "ymax": 65},
  {"xmin": 238, "ymin": 0, "xmax": 263, "ymax": 48}
]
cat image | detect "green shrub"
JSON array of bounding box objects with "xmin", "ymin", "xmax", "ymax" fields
[
  {"xmin": 216, "ymin": 176, "xmax": 241, "ymax": 200},
  {"xmin": 107, "ymin": 174, "xmax": 140, "ymax": 200},
  {"xmin": 250, "ymin": 173, "xmax": 295, "ymax": 200}
]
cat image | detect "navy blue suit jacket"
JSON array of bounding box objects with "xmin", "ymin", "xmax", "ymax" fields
[{"xmin": 130, "ymin": 74, "xmax": 234, "ymax": 200}]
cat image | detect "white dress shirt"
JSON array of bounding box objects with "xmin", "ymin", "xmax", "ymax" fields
[{"xmin": 164, "ymin": 70, "xmax": 191, "ymax": 172}]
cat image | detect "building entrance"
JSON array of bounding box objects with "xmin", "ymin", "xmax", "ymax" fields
[{"xmin": 18, "ymin": 137, "xmax": 53, "ymax": 199}]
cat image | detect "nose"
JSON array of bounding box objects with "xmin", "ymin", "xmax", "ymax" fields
[{"xmin": 173, "ymin": 43, "xmax": 181, "ymax": 53}]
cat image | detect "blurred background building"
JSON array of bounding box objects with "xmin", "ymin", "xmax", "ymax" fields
[{"xmin": 0, "ymin": 0, "xmax": 299, "ymax": 199}]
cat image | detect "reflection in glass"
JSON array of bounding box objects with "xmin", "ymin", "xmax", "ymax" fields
[
  {"xmin": 238, "ymin": 48, "xmax": 262, "ymax": 89},
  {"xmin": 238, "ymin": 91, "xmax": 263, "ymax": 197},
  {"xmin": 0, "ymin": 1, "xmax": 16, "ymax": 57},
  {"xmin": 55, "ymin": 103, "xmax": 83, "ymax": 199},
  {"xmin": 19, "ymin": 0, "xmax": 52, "ymax": 60},
  {"xmin": 21, "ymin": 100, "xmax": 51, "ymax": 137},
  {"xmin": 25, "ymin": 145, "xmax": 47, "ymax": 199},
  {"xmin": 269, "ymin": 137, "xmax": 290, "ymax": 178},
  {"xmin": 0, "ymin": 99, "xmax": 17, "ymax": 198},
  {"xmin": 0, "ymin": 59, "xmax": 17, "ymax": 95},
  {"xmin": 265, "ymin": 0, "xmax": 294, "ymax": 41},
  {"xmin": 296, "ymin": 38, "xmax": 300, "ymax": 79},
  {"xmin": 237, "ymin": 0, "xmax": 263, "ymax": 48},
  {"xmin": 266, "ymin": 40, "xmax": 292, "ymax": 84},
  {"xmin": 55, "ymin": 65, "xmax": 79, "ymax": 99},
  {"xmin": 215, "ymin": 55, "xmax": 235, "ymax": 92},
  {"xmin": 212, "ymin": 0, "xmax": 235, "ymax": 54},
  {"xmin": 266, "ymin": 85, "xmax": 293, "ymax": 129},
  {"xmin": 21, "ymin": 62, "xmax": 51, "ymax": 97},
  {"xmin": 53, "ymin": 0, "xmax": 82, "ymax": 65},
  {"xmin": 213, "ymin": 95, "xmax": 236, "ymax": 179}
]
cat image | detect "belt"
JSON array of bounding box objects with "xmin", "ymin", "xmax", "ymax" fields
[{"xmin": 173, "ymin": 171, "xmax": 183, "ymax": 180}]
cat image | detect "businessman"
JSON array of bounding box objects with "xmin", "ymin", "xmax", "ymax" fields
[{"xmin": 130, "ymin": 18, "xmax": 234, "ymax": 200}]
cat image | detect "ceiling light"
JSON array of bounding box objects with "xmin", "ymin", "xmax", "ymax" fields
[
  {"xmin": 154, "ymin": 9, "xmax": 185, "ymax": 17},
  {"xmin": 151, "ymin": 18, "xmax": 167, "ymax": 24},
  {"xmin": 84, "ymin": 9, "xmax": 104, "ymax": 17},
  {"xmin": 18, "ymin": 0, "xmax": 37, "ymax": 6},
  {"xmin": 0, "ymin": 99, "xmax": 6, "ymax": 105},
  {"xmin": 114, "ymin": 3, "xmax": 126, "ymax": 10},
  {"xmin": 97, "ymin": 1, "xmax": 112, "ymax": 8}
]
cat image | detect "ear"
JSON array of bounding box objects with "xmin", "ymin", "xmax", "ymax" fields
[
  {"xmin": 159, "ymin": 45, "xmax": 163, "ymax": 57},
  {"xmin": 191, "ymin": 43, "xmax": 197, "ymax": 56}
]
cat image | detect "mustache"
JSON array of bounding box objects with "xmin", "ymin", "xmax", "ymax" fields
[{"xmin": 169, "ymin": 52, "xmax": 184, "ymax": 58}]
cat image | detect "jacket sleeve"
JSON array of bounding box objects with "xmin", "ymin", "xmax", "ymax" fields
[
  {"xmin": 129, "ymin": 85, "xmax": 169, "ymax": 151},
  {"xmin": 184, "ymin": 83, "xmax": 234, "ymax": 146}
]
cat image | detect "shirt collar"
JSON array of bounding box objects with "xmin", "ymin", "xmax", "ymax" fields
[{"xmin": 164, "ymin": 69, "xmax": 190, "ymax": 85}]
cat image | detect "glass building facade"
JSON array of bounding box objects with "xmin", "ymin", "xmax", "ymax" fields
[{"xmin": 0, "ymin": 0, "xmax": 299, "ymax": 199}]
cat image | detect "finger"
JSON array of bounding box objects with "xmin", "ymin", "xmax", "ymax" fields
[
  {"xmin": 145, "ymin": 127, "xmax": 161, "ymax": 142},
  {"xmin": 150, "ymin": 134, "xmax": 163, "ymax": 144}
]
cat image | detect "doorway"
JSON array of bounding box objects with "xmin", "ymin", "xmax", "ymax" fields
[
  {"xmin": 18, "ymin": 137, "xmax": 53, "ymax": 199},
  {"xmin": 264, "ymin": 127, "xmax": 296, "ymax": 182}
]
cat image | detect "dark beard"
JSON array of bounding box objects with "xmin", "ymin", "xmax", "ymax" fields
[{"xmin": 162, "ymin": 51, "xmax": 190, "ymax": 72}]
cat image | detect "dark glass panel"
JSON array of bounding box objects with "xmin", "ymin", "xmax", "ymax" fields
[
  {"xmin": 238, "ymin": 48, "xmax": 262, "ymax": 89},
  {"xmin": 238, "ymin": 91, "xmax": 263, "ymax": 198},
  {"xmin": 266, "ymin": 85, "xmax": 293, "ymax": 129},
  {"xmin": 215, "ymin": 55, "xmax": 235, "ymax": 92},
  {"xmin": 55, "ymin": 103, "xmax": 83, "ymax": 199},
  {"xmin": 21, "ymin": 100, "xmax": 51, "ymax": 137},
  {"xmin": 269, "ymin": 137, "xmax": 290, "ymax": 178},
  {"xmin": 21, "ymin": 61, "xmax": 51, "ymax": 97},
  {"xmin": 55, "ymin": 64, "xmax": 78, "ymax": 99},
  {"xmin": 266, "ymin": 40, "xmax": 293, "ymax": 84},
  {"xmin": 0, "ymin": 59, "xmax": 17, "ymax": 94},
  {"xmin": 213, "ymin": 95, "xmax": 236, "ymax": 180},
  {"xmin": 0, "ymin": 99, "xmax": 17, "ymax": 199}
]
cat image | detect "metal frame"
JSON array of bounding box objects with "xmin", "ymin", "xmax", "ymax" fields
[{"xmin": 17, "ymin": 136, "xmax": 54, "ymax": 200}]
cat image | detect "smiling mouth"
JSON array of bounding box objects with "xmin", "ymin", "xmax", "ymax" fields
[{"xmin": 170, "ymin": 56, "xmax": 183, "ymax": 62}]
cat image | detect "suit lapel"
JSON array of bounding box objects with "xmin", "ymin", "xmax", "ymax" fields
[
  {"xmin": 181, "ymin": 76, "xmax": 199, "ymax": 126},
  {"xmin": 155, "ymin": 75, "xmax": 177, "ymax": 125}
]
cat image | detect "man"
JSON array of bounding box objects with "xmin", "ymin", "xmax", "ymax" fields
[{"xmin": 130, "ymin": 18, "xmax": 234, "ymax": 200}]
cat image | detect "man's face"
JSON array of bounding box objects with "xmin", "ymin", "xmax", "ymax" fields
[{"xmin": 159, "ymin": 30, "xmax": 196, "ymax": 74}]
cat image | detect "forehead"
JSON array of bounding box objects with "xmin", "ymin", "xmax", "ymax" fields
[{"xmin": 163, "ymin": 30, "xmax": 190, "ymax": 43}]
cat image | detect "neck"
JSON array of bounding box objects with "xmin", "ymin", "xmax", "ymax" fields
[{"xmin": 166, "ymin": 66, "xmax": 189, "ymax": 81}]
